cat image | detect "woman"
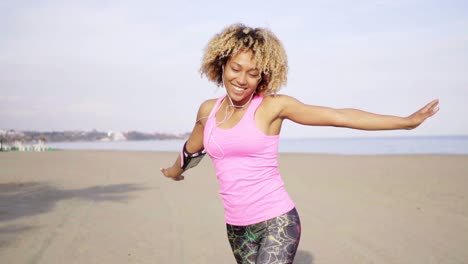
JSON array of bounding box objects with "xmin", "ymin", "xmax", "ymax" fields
[{"xmin": 160, "ymin": 23, "xmax": 439, "ymax": 264}]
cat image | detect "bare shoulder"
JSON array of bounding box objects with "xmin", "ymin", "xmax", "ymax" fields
[
  {"xmin": 261, "ymin": 94, "xmax": 301, "ymax": 111},
  {"xmin": 262, "ymin": 94, "xmax": 300, "ymax": 104},
  {"xmin": 198, "ymin": 98, "xmax": 218, "ymax": 116},
  {"xmin": 196, "ymin": 98, "xmax": 219, "ymax": 126}
]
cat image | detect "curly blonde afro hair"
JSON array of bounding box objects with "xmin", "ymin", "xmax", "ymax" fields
[{"xmin": 200, "ymin": 23, "xmax": 288, "ymax": 94}]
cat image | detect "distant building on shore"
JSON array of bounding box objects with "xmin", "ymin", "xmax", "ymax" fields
[
  {"xmin": 0, "ymin": 140, "xmax": 52, "ymax": 152},
  {"xmin": 105, "ymin": 131, "xmax": 127, "ymax": 141}
]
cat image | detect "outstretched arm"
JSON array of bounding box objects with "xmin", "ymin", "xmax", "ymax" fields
[
  {"xmin": 278, "ymin": 95, "xmax": 439, "ymax": 130},
  {"xmin": 160, "ymin": 100, "xmax": 213, "ymax": 181}
]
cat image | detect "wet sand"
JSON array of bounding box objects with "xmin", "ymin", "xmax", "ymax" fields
[{"xmin": 1, "ymin": 150, "xmax": 467, "ymax": 263}]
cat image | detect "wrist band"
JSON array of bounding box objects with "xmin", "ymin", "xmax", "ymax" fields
[{"xmin": 180, "ymin": 141, "xmax": 206, "ymax": 171}]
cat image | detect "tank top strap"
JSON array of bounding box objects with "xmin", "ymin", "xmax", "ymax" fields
[
  {"xmin": 208, "ymin": 96, "xmax": 226, "ymax": 119},
  {"xmin": 244, "ymin": 94, "xmax": 263, "ymax": 119}
]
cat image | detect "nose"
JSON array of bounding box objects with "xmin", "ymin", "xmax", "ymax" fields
[{"xmin": 236, "ymin": 73, "xmax": 248, "ymax": 86}]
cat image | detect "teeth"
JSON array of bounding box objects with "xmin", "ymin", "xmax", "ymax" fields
[{"xmin": 233, "ymin": 85, "xmax": 245, "ymax": 91}]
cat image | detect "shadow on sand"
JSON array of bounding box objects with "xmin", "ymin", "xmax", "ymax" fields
[
  {"xmin": 295, "ymin": 250, "xmax": 315, "ymax": 264},
  {"xmin": 0, "ymin": 181, "xmax": 147, "ymax": 248}
]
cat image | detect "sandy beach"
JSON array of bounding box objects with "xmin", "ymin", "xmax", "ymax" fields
[{"xmin": 1, "ymin": 150, "xmax": 467, "ymax": 264}]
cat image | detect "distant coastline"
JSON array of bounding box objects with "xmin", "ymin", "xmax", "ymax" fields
[
  {"xmin": 1, "ymin": 129, "xmax": 467, "ymax": 144},
  {"xmin": 0, "ymin": 129, "xmax": 189, "ymax": 143},
  {"xmin": 2, "ymin": 130, "xmax": 467, "ymax": 154},
  {"xmin": 0, "ymin": 129, "xmax": 190, "ymax": 152}
]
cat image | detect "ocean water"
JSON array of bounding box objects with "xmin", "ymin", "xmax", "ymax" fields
[{"xmin": 48, "ymin": 136, "xmax": 468, "ymax": 155}]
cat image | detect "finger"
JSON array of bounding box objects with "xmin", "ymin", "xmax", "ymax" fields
[
  {"xmin": 172, "ymin": 175, "xmax": 185, "ymax": 181},
  {"xmin": 424, "ymin": 99, "xmax": 439, "ymax": 112},
  {"xmin": 429, "ymin": 100, "xmax": 440, "ymax": 115},
  {"xmin": 160, "ymin": 168, "xmax": 171, "ymax": 177},
  {"xmin": 420, "ymin": 101, "xmax": 440, "ymax": 119},
  {"xmin": 429, "ymin": 106, "xmax": 440, "ymax": 116}
]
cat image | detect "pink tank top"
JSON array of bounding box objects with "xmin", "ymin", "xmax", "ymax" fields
[{"xmin": 203, "ymin": 95, "xmax": 295, "ymax": 226}]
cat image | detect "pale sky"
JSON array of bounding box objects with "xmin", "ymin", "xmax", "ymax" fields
[{"xmin": 1, "ymin": 0, "xmax": 467, "ymax": 138}]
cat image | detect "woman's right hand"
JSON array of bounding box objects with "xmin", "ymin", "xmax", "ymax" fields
[{"xmin": 160, "ymin": 166, "xmax": 185, "ymax": 181}]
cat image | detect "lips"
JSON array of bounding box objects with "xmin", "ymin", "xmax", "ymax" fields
[{"xmin": 232, "ymin": 85, "xmax": 247, "ymax": 94}]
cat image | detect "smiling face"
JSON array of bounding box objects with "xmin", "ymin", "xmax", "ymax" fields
[{"xmin": 223, "ymin": 50, "xmax": 262, "ymax": 106}]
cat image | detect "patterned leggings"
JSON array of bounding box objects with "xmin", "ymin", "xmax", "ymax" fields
[{"xmin": 226, "ymin": 208, "xmax": 301, "ymax": 264}]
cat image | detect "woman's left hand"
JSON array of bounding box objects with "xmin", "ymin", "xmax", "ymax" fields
[
  {"xmin": 160, "ymin": 166, "xmax": 185, "ymax": 181},
  {"xmin": 406, "ymin": 99, "xmax": 440, "ymax": 129}
]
